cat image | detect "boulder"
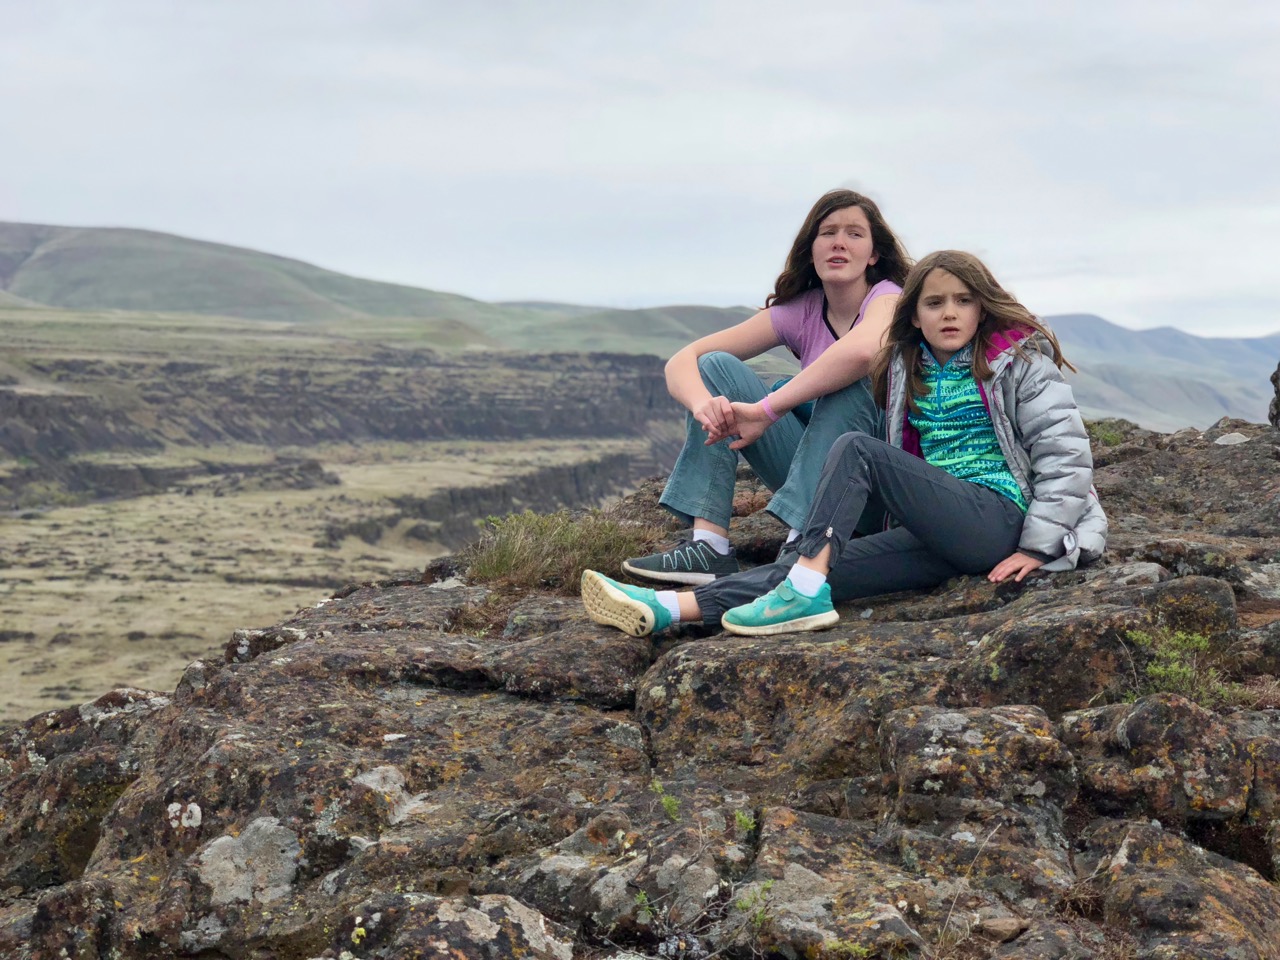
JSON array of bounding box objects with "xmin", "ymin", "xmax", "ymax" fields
[{"xmin": 1271, "ymin": 360, "xmax": 1279, "ymax": 428}]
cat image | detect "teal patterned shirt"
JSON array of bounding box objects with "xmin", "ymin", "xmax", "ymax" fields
[{"xmin": 907, "ymin": 345, "xmax": 1028, "ymax": 511}]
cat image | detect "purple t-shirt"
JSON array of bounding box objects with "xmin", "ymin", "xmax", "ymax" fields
[{"xmin": 769, "ymin": 279, "xmax": 901, "ymax": 369}]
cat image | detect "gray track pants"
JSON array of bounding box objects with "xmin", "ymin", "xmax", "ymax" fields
[{"xmin": 692, "ymin": 431, "xmax": 1026, "ymax": 623}]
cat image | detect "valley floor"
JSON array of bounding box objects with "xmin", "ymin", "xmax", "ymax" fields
[{"xmin": 0, "ymin": 437, "xmax": 642, "ymax": 723}]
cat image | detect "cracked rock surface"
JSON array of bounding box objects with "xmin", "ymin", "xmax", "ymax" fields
[{"xmin": 2, "ymin": 418, "xmax": 1280, "ymax": 959}]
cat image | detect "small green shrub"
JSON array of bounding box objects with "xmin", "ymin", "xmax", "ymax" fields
[
  {"xmin": 734, "ymin": 808, "xmax": 757, "ymax": 834},
  {"xmin": 660, "ymin": 794, "xmax": 680, "ymax": 821},
  {"xmin": 460, "ymin": 507, "xmax": 665, "ymax": 592},
  {"xmin": 1085, "ymin": 417, "xmax": 1137, "ymax": 447},
  {"xmin": 1127, "ymin": 628, "xmax": 1233, "ymax": 706},
  {"xmin": 1088, "ymin": 425, "xmax": 1124, "ymax": 447},
  {"xmin": 634, "ymin": 890, "xmax": 655, "ymax": 923},
  {"xmin": 649, "ymin": 778, "xmax": 681, "ymax": 821},
  {"xmin": 734, "ymin": 879, "xmax": 775, "ymax": 936}
]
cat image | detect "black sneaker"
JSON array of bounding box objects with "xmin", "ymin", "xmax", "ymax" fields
[{"xmin": 622, "ymin": 538, "xmax": 740, "ymax": 586}]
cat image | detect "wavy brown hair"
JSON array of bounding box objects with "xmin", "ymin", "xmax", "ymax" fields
[
  {"xmin": 871, "ymin": 250, "xmax": 1075, "ymax": 412},
  {"xmin": 765, "ymin": 189, "xmax": 910, "ymax": 307}
]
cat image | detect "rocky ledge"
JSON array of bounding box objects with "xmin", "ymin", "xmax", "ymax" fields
[{"xmin": 2, "ymin": 418, "xmax": 1280, "ymax": 960}]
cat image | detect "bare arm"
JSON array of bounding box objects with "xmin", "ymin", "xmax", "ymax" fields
[
  {"xmin": 720, "ymin": 294, "xmax": 898, "ymax": 449},
  {"xmin": 665, "ymin": 309, "xmax": 781, "ymax": 440}
]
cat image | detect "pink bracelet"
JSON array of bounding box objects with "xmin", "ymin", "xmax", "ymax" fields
[{"xmin": 761, "ymin": 394, "xmax": 781, "ymax": 423}]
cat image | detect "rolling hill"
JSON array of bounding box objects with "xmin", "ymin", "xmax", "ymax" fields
[
  {"xmin": 0, "ymin": 222, "xmax": 541, "ymax": 332},
  {"xmin": 2, "ymin": 220, "xmax": 1276, "ymax": 430}
]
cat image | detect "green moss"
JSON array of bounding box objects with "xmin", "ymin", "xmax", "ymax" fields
[
  {"xmin": 1085, "ymin": 417, "xmax": 1141, "ymax": 447},
  {"xmin": 821, "ymin": 939, "xmax": 873, "ymax": 958}
]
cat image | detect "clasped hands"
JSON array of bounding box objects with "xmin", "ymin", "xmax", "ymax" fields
[{"xmin": 694, "ymin": 396, "xmax": 773, "ymax": 451}]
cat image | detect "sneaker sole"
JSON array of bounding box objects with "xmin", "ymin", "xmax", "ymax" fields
[
  {"xmin": 621, "ymin": 560, "xmax": 724, "ymax": 586},
  {"xmin": 581, "ymin": 571, "xmax": 655, "ymax": 637},
  {"xmin": 721, "ymin": 610, "xmax": 839, "ymax": 637}
]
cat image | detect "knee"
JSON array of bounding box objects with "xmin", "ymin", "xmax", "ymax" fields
[
  {"xmin": 824, "ymin": 431, "xmax": 876, "ymax": 471},
  {"xmin": 831, "ymin": 431, "xmax": 874, "ymax": 456},
  {"xmin": 697, "ymin": 351, "xmax": 739, "ymax": 380}
]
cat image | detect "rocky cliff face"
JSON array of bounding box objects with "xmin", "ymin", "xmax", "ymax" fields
[
  {"xmin": 7, "ymin": 351, "xmax": 678, "ymax": 456},
  {"xmin": 323, "ymin": 452, "xmax": 666, "ymax": 551},
  {"xmin": 2, "ymin": 418, "xmax": 1279, "ymax": 959},
  {"xmin": 0, "ymin": 350, "xmax": 684, "ymax": 507}
]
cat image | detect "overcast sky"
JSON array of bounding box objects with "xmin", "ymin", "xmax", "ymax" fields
[{"xmin": 4, "ymin": 1, "xmax": 1278, "ymax": 336}]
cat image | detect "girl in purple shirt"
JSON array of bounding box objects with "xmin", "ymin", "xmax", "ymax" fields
[{"xmin": 622, "ymin": 189, "xmax": 911, "ymax": 586}]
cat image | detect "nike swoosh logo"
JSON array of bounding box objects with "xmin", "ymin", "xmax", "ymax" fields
[{"xmin": 758, "ymin": 597, "xmax": 797, "ymax": 619}]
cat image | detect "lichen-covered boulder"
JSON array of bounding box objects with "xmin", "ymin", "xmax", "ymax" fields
[
  {"xmin": 1060, "ymin": 694, "xmax": 1248, "ymax": 825},
  {"xmin": 319, "ymin": 893, "xmax": 575, "ymax": 959},
  {"xmin": 879, "ymin": 705, "xmax": 1077, "ymax": 854},
  {"xmin": 0, "ymin": 688, "xmax": 172, "ymax": 893},
  {"xmin": 1077, "ymin": 820, "xmax": 1280, "ymax": 958}
]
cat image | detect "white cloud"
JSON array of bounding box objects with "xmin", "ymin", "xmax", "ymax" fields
[{"xmin": 2, "ymin": 0, "xmax": 1278, "ymax": 335}]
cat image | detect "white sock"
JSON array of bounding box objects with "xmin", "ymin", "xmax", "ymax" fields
[
  {"xmin": 785, "ymin": 564, "xmax": 827, "ymax": 598},
  {"xmin": 655, "ymin": 591, "xmax": 682, "ymax": 624},
  {"xmin": 785, "ymin": 528, "xmax": 801, "ymax": 544},
  {"xmin": 692, "ymin": 529, "xmax": 732, "ymax": 555}
]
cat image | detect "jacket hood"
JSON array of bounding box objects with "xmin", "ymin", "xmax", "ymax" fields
[{"xmin": 984, "ymin": 327, "xmax": 1056, "ymax": 375}]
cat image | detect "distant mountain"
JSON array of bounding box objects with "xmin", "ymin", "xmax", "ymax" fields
[
  {"xmin": 1048, "ymin": 313, "xmax": 1280, "ymax": 378},
  {"xmin": 535, "ymin": 304, "xmax": 756, "ymax": 356},
  {"xmin": 2, "ymin": 220, "xmax": 1276, "ymax": 430},
  {"xmin": 496, "ymin": 300, "xmax": 607, "ymax": 317},
  {"xmin": 1048, "ymin": 315, "xmax": 1280, "ymax": 431},
  {"xmin": 0, "ymin": 288, "xmax": 46, "ymax": 309}
]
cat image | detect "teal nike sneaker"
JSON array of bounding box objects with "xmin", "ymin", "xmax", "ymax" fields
[
  {"xmin": 581, "ymin": 570, "xmax": 672, "ymax": 637},
  {"xmin": 721, "ymin": 581, "xmax": 838, "ymax": 636}
]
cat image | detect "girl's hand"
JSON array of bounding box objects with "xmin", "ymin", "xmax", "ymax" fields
[
  {"xmin": 695, "ymin": 396, "xmax": 737, "ymax": 445},
  {"xmin": 988, "ymin": 551, "xmax": 1045, "ymax": 583},
  {"xmin": 726, "ymin": 401, "xmax": 773, "ymax": 450}
]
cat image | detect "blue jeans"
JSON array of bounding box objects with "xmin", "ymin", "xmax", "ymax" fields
[{"xmin": 658, "ymin": 352, "xmax": 884, "ymax": 531}]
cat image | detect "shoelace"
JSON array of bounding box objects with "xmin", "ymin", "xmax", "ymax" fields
[{"xmin": 664, "ymin": 540, "xmax": 715, "ymax": 571}]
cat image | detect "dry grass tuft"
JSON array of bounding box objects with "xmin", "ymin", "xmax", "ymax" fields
[
  {"xmin": 460, "ymin": 507, "xmax": 667, "ymax": 593},
  {"xmin": 445, "ymin": 590, "xmax": 531, "ymax": 638},
  {"xmin": 1228, "ymin": 675, "xmax": 1280, "ymax": 710}
]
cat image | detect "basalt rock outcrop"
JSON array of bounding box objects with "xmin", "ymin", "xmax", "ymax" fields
[
  {"xmin": 1271, "ymin": 360, "xmax": 1279, "ymax": 428},
  {"xmin": 0, "ymin": 350, "xmax": 684, "ymax": 507},
  {"xmin": 2, "ymin": 418, "xmax": 1280, "ymax": 959}
]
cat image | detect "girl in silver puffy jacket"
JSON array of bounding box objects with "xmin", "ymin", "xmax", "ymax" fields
[{"xmin": 581, "ymin": 250, "xmax": 1107, "ymax": 639}]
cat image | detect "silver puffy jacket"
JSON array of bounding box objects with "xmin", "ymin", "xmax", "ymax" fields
[{"xmin": 884, "ymin": 337, "xmax": 1108, "ymax": 570}]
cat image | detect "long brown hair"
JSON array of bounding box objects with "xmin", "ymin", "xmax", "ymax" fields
[
  {"xmin": 765, "ymin": 189, "xmax": 910, "ymax": 307},
  {"xmin": 871, "ymin": 250, "xmax": 1075, "ymax": 412}
]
